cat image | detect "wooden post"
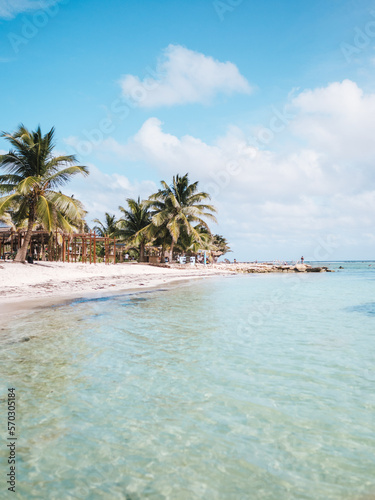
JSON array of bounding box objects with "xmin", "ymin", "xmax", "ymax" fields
[
  {"xmin": 93, "ymin": 233, "xmax": 96, "ymax": 264},
  {"xmin": 74, "ymin": 237, "xmax": 77, "ymax": 263},
  {"xmin": 62, "ymin": 237, "xmax": 66, "ymax": 262},
  {"xmin": 89, "ymin": 233, "xmax": 92, "ymax": 264}
]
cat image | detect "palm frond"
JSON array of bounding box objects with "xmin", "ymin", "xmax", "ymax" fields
[
  {"xmin": 45, "ymin": 164, "xmax": 89, "ymax": 189},
  {"xmin": 36, "ymin": 195, "xmax": 55, "ymax": 232},
  {"xmin": 0, "ymin": 193, "xmax": 22, "ymax": 214}
]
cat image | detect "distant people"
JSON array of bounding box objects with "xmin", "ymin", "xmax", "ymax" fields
[
  {"xmin": 301, "ymin": 256, "xmax": 304, "ymax": 264},
  {"xmin": 234, "ymin": 259, "xmax": 237, "ymax": 264}
]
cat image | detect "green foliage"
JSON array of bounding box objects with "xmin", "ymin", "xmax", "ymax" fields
[
  {"xmin": 93, "ymin": 213, "xmax": 118, "ymax": 237},
  {"xmin": 147, "ymin": 173, "xmax": 217, "ymax": 258},
  {"xmin": 0, "ymin": 124, "xmax": 89, "ymax": 261},
  {"xmin": 116, "ymin": 197, "xmax": 151, "ymax": 261}
]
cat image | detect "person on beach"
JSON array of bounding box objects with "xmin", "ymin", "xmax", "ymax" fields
[{"xmin": 301, "ymin": 256, "xmax": 304, "ymax": 263}]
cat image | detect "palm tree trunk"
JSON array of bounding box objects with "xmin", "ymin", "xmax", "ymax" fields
[
  {"xmin": 139, "ymin": 242, "xmax": 145, "ymax": 262},
  {"xmin": 169, "ymin": 240, "xmax": 174, "ymax": 263},
  {"xmin": 161, "ymin": 244, "xmax": 166, "ymax": 263},
  {"xmin": 14, "ymin": 214, "xmax": 34, "ymax": 263}
]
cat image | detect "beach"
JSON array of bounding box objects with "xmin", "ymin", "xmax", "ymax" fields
[
  {"xmin": 0, "ymin": 261, "xmax": 233, "ymax": 319},
  {"xmin": 0, "ymin": 260, "xmax": 332, "ymax": 316},
  {"xmin": 0, "ymin": 260, "xmax": 332, "ymax": 319}
]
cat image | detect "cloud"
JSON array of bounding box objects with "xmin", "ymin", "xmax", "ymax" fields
[
  {"xmin": 68, "ymin": 165, "xmax": 158, "ymax": 225},
  {"xmin": 0, "ymin": 0, "xmax": 59, "ymax": 19},
  {"xmin": 291, "ymin": 79, "xmax": 375, "ymax": 165},
  {"xmin": 94, "ymin": 118, "xmax": 346, "ymax": 203},
  {"xmin": 119, "ymin": 44, "xmax": 251, "ymax": 108},
  {"xmin": 65, "ymin": 79, "xmax": 375, "ymax": 259}
]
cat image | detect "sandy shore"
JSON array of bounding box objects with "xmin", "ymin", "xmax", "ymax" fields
[
  {"xmin": 0, "ymin": 260, "xmax": 329, "ymax": 325},
  {"xmin": 0, "ymin": 261, "xmax": 231, "ymax": 321}
]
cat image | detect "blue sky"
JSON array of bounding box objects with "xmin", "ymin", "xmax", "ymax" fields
[{"xmin": 1, "ymin": 0, "xmax": 375, "ymax": 260}]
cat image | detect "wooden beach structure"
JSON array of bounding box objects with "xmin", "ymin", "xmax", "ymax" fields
[
  {"xmin": 0, "ymin": 226, "xmax": 210, "ymax": 265},
  {"xmin": 0, "ymin": 227, "xmax": 121, "ymax": 264}
]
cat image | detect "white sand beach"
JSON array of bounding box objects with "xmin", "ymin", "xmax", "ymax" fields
[
  {"xmin": 0, "ymin": 261, "xmax": 232, "ymax": 319},
  {"xmin": 0, "ymin": 260, "xmax": 326, "ymax": 323}
]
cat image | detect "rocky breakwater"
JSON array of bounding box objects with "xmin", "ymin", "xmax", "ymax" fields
[{"xmin": 211, "ymin": 263, "xmax": 333, "ymax": 274}]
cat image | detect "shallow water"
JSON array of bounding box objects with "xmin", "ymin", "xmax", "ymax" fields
[{"xmin": 1, "ymin": 262, "xmax": 375, "ymax": 499}]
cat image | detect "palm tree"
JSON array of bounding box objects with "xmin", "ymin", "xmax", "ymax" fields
[
  {"xmin": 148, "ymin": 174, "xmax": 217, "ymax": 261},
  {"xmin": 92, "ymin": 213, "xmax": 118, "ymax": 237},
  {"xmin": 210, "ymin": 234, "xmax": 231, "ymax": 262},
  {"xmin": 176, "ymin": 224, "xmax": 212, "ymax": 256},
  {"xmin": 0, "ymin": 125, "xmax": 89, "ymax": 262},
  {"xmin": 116, "ymin": 197, "xmax": 151, "ymax": 262},
  {"xmin": 0, "ymin": 207, "xmax": 20, "ymax": 231}
]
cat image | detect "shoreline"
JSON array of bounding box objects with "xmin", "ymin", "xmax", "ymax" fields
[
  {"xmin": 0, "ymin": 260, "xmax": 331, "ymax": 327},
  {"xmin": 0, "ymin": 261, "xmax": 232, "ymax": 325}
]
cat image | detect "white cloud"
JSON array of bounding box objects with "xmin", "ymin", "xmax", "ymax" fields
[
  {"xmin": 68, "ymin": 165, "xmax": 158, "ymax": 225},
  {"xmin": 120, "ymin": 44, "xmax": 251, "ymax": 108},
  {"xmin": 94, "ymin": 118, "xmax": 348, "ymax": 204},
  {"xmin": 65, "ymin": 79, "xmax": 375, "ymax": 259},
  {"xmin": 0, "ymin": 0, "xmax": 59, "ymax": 19},
  {"xmin": 291, "ymin": 79, "xmax": 375, "ymax": 166}
]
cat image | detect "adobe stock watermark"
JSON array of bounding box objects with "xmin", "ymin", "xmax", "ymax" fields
[
  {"xmin": 213, "ymin": 0, "xmax": 244, "ymax": 22},
  {"xmin": 203, "ymin": 160, "xmax": 242, "ymax": 200},
  {"xmin": 7, "ymin": 0, "xmax": 70, "ymax": 54},
  {"xmin": 340, "ymin": 10, "xmax": 375, "ymax": 63},
  {"xmin": 202, "ymin": 104, "xmax": 295, "ymax": 200},
  {"xmin": 249, "ymin": 105, "xmax": 295, "ymax": 149},
  {"xmin": 70, "ymin": 65, "xmax": 166, "ymax": 157}
]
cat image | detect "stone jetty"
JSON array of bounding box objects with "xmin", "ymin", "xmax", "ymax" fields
[
  {"xmin": 210, "ymin": 263, "xmax": 333, "ymax": 273},
  {"xmin": 157, "ymin": 262, "xmax": 333, "ymax": 273}
]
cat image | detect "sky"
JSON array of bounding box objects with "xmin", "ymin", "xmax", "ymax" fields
[{"xmin": 1, "ymin": 0, "xmax": 375, "ymax": 261}]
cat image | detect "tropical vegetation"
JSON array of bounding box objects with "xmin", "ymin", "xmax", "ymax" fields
[
  {"xmin": 0, "ymin": 125, "xmax": 231, "ymax": 263},
  {"xmin": 0, "ymin": 125, "xmax": 88, "ymax": 262}
]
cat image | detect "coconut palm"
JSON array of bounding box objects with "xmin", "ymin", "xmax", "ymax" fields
[
  {"xmin": 92, "ymin": 213, "xmax": 118, "ymax": 237},
  {"xmin": 176, "ymin": 224, "xmax": 212, "ymax": 255},
  {"xmin": 209, "ymin": 234, "xmax": 231, "ymax": 262},
  {"xmin": 0, "ymin": 208, "xmax": 20, "ymax": 231},
  {"xmin": 116, "ymin": 197, "xmax": 151, "ymax": 262},
  {"xmin": 0, "ymin": 125, "xmax": 89, "ymax": 262},
  {"xmin": 148, "ymin": 174, "xmax": 217, "ymax": 261}
]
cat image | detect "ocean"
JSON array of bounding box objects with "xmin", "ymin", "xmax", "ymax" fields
[{"xmin": 1, "ymin": 262, "xmax": 374, "ymax": 499}]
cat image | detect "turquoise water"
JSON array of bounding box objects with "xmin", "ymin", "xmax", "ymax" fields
[{"xmin": 1, "ymin": 262, "xmax": 375, "ymax": 499}]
